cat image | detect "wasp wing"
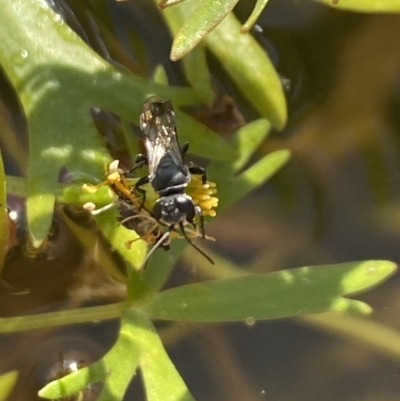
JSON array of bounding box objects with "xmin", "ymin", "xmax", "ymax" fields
[{"xmin": 140, "ymin": 98, "xmax": 183, "ymax": 179}]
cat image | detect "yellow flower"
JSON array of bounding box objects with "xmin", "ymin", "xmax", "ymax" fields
[{"xmin": 186, "ymin": 174, "xmax": 219, "ymax": 217}]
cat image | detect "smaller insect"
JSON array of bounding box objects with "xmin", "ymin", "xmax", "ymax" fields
[
  {"xmin": 83, "ymin": 160, "xmax": 169, "ymax": 249},
  {"xmin": 134, "ymin": 96, "xmax": 214, "ymax": 268}
]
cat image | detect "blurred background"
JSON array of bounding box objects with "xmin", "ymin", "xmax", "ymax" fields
[{"xmin": 2, "ymin": 0, "xmax": 400, "ymax": 400}]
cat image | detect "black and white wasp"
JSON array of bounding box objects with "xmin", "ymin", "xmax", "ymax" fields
[{"xmin": 134, "ymin": 96, "xmax": 214, "ymax": 267}]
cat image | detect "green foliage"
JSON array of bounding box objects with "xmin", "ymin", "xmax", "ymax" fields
[
  {"xmin": 1, "ymin": 260, "xmax": 395, "ymax": 400},
  {"xmin": 0, "ymin": 371, "xmax": 18, "ymax": 401},
  {"xmin": 310, "ymin": 0, "xmax": 400, "ymax": 12},
  {"xmin": 159, "ymin": 0, "xmax": 400, "ymax": 60},
  {"xmin": 0, "ymin": 1, "xmax": 399, "ymax": 401},
  {"xmin": 162, "ymin": 1, "xmax": 287, "ymax": 128}
]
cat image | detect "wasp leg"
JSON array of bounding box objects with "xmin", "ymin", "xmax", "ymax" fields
[
  {"xmin": 195, "ymin": 205, "xmax": 206, "ymax": 238},
  {"xmin": 139, "ymin": 229, "xmax": 172, "ymax": 270},
  {"xmin": 135, "ymin": 175, "xmax": 150, "ymax": 209},
  {"xmin": 123, "ymin": 153, "xmax": 148, "ymax": 176},
  {"xmin": 179, "ymin": 222, "xmax": 214, "ymax": 264},
  {"xmin": 189, "ymin": 165, "xmax": 207, "ymax": 184}
]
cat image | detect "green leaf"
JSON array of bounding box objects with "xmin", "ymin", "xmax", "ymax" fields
[
  {"xmin": 159, "ymin": 0, "xmax": 213, "ymax": 103},
  {"xmin": 311, "ymin": 0, "xmax": 400, "ymax": 12},
  {"xmin": 230, "ymin": 149, "xmax": 290, "ymax": 206},
  {"xmin": 241, "ymin": 0, "xmax": 271, "ymax": 33},
  {"xmin": 208, "ymin": 118, "xmax": 272, "ymax": 181},
  {"xmin": 59, "ymin": 183, "xmax": 114, "ymax": 207},
  {"xmin": 231, "ymin": 119, "xmax": 272, "ymax": 172},
  {"xmin": 94, "ymin": 207, "xmax": 147, "ymax": 271},
  {"xmin": 209, "ymin": 119, "xmax": 289, "ymax": 213},
  {"xmin": 170, "ymin": 0, "xmax": 240, "ymax": 61},
  {"xmin": 39, "ymin": 315, "xmax": 141, "ymax": 400},
  {"xmin": 205, "ymin": 12, "xmax": 287, "ymax": 129},
  {"xmin": 0, "ymin": 152, "xmax": 8, "ymax": 273},
  {"xmin": 177, "ymin": 110, "xmax": 235, "ymax": 161},
  {"xmin": 144, "ymin": 261, "xmax": 397, "ymax": 321},
  {"xmin": 212, "ymin": 149, "xmax": 290, "ymax": 212},
  {"xmin": 181, "ymin": 44, "xmax": 214, "ymax": 104},
  {"xmin": 161, "ymin": 1, "xmax": 287, "ymax": 128},
  {"xmin": 0, "ymin": 371, "xmax": 18, "ymax": 401},
  {"xmin": 0, "ymin": 303, "xmax": 123, "ymax": 334},
  {"xmin": 128, "ymin": 311, "xmax": 196, "ymax": 401},
  {"xmin": 152, "ymin": 64, "xmax": 169, "ymax": 85},
  {"xmin": 39, "ymin": 311, "xmax": 196, "ymax": 400}
]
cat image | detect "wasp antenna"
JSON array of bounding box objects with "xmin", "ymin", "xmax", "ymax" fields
[
  {"xmin": 199, "ymin": 211, "xmax": 205, "ymax": 239},
  {"xmin": 139, "ymin": 229, "xmax": 171, "ymax": 270},
  {"xmin": 193, "ymin": 206, "xmax": 205, "ymax": 238},
  {"xmin": 180, "ymin": 223, "xmax": 214, "ymax": 265}
]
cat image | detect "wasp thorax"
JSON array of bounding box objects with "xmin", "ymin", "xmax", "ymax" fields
[{"xmin": 153, "ymin": 194, "xmax": 196, "ymax": 225}]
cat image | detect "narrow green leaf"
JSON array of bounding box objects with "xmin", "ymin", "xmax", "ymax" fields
[
  {"xmin": 152, "ymin": 64, "xmax": 169, "ymax": 85},
  {"xmin": 231, "ymin": 119, "xmax": 272, "ymax": 172},
  {"xmin": 182, "ymin": 247, "xmax": 400, "ymax": 361},
  {"xmin": 127, "ymin": 311, "xmax": 197, "ymax": 401},
  {"xmin": 182, "ymin": 44, "xmax": 214, "ymax": 104},
  {"xmin": 207, "ymin": 119, "xmax": 284, "ymax": 212},
  {"xmin": 162, "ymin": 2, "xmax": 286, "ymax": 128},
  {"xmin": 177, "ymin": 111, "xmax": 235, "ymax": 161},
  {"xmin": 95, "ymin": 207, "xmax": 147, "ymax": 271},
  {"xmin": 205, "ymin": 13, "xmax": 286, "ymax": 128},
  {"xmin": 208, "ymin": 118, "xmax": 272, "ymax": 181},
  {"xmin": 144, "ymin": 261, "xmax": 397, "ymax": 322},
  {"xmin": 0, "ymin": 303, "xmax": 123, "ymax": 334},
  {"xmin": 97, "ymin": 316, "xmax": 141, "ymax": 401},
  {"xmin": 170, "ymin": 0, "xmax": 240, "ymax": 61},
  {"xmin": 231, "ymin": 149, "xmax": 290, "ymax": 205},
  {"xmin": 39, "ymin": 360, "xmax": 108, "ymax": 400},
  {"xmin": 0, "ymin": 152, "xmax": 8, "ymax": 273},
  {"xmin": 0, "ymin": 371, "xmax": 18, "ymax": 401},
  {"xmin": 241, "ymin": 0, "xmax": 271, "ymax": 33},
  {"xmin": 158, "ymin": 1, "xmax": 214, "ymax": 103},
  {"xmin": 311, "ymin": 0, "xmax": 400, "ymax": 12},
  {"xmin": 214, "ymin": 149, "xmax": 290, "ymax": 212},
  {"xmin": 39, "ymin": 315, "xmax": 140, "ymax": 400}
]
